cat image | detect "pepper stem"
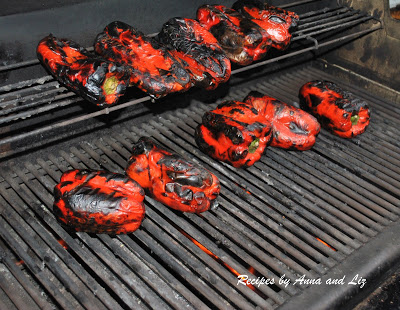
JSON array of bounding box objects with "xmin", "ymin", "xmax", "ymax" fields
[
  {"xmin": 249, "ymin": 138, "xmax": 260, "ymax": 153},
  {"xmin": 103, "ymin": 76, "xmax": 119, "ymax": 95},
  {"xmin": 351, "ymin": 114, "xmax": 360, "ymax": 125}
]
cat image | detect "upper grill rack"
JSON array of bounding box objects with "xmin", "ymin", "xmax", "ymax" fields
[
  {"xmin": 0, "ymin": 2, "xmax": 381, "ymax": 157},
  {"xmin": 0, "ymin": 65, "xmax": 399, "ymax": 310}
]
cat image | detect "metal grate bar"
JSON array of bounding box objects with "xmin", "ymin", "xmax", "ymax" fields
[
  {"xmin": 1, "ymin": 65, "xmax": 399, "ymax": 309},
  {"xmin": 141, "ymin": 116, "xmax": 342, "ymax": 266},
  {"xmin": 182, "ymin": 103, "xmax": 388, "ymax": 239},
  {"xmin": 280, "ymin": 72, "xmax": 400, "ymax": 195},
  {"xmin": 0, "ymin": 181, "xmax": 122, "ymax": 310},
  {"xmin": 298, "ymin": 7, "xmax": 350, "ymax": 23},
  {"xmin": 241, "ymin": 74, "xmax": 400, "ymax": 214},
  {"xmin": 0, "ymin": 237, "xmax": 52, "ymax": 310},
  {"xmin": 92, "ymin": 134, "xmax": 282, "ymax": 305},
  {"xmin": 174, "ymin": 107, "xmax": 353, "ymax": 256},
  {"xmin": 293, "ymin": 11, "xmax": 370, "ymax": 38},
  {"xmin": 0, "ymin": 76, "xmax": 53, "ymax": 94},
  {"xmin": 67, "ymin": 139, "xmax": 272, "ymax": 309},
  {"xmin": 66, "ymin": 142, "xmax": 210, "ymax": 309},
  {"xmin": 110, "ymin": 131, "xmax": 319, "ymax": 280},
  {"xmin": 2, "ymin": 167, "xmax": 148, "ymax": 310},
  {"xmin": 0, "ymin": 242, "xmax": 41, "ymax": 310},
  {"xmin": 253, "ymin": 156, "xmax": 374, "ymax": 241},
  {"xmin": 0, "ymin": 215, "xmax": 82, "ymax": 310},
  {"xmin": 24, "ymin": 156, "xmax": 166, "ymax": 310},
  {"xmin": 255, "ymin": 71, "xmax": 400, "ymax": 198}
]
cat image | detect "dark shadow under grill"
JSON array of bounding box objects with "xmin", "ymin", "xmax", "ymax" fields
[{"xmin": 0, "ymin": 64, "xmax": 399, "ymax": 309}]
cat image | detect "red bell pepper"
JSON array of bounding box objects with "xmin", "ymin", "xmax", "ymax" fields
[
  {"xmin": 157, "ymin": 17, "xmax": 231, "ymax": 90},
  {"xmin": 244, "ymin": 91, "xmax": 320, "ymax": 150},
  {"xmin": 126, "ymin": 137, "xmax": 220, "ymax": 213},
  {"xmin": 195, "ymin": 100, "xmax": 273, "ymax": 167},
  {"xmin": 53, "ymin": 170, "xmax": 145, "ymax": 234},
  {"xmin": 94, "ymin": 21, "xmax": 192, "ymax": 99},
  {"xmin": 37, "ymin": 34, "xmax": 130, "ymax": 107},
  {"xmin": 232, "ymin": 0, "xmax": 299, "ymax": 51},
  {"xmin": 197, "ymin": 4, "xmax": 271, "ymax": 65},
  {"xmin": 299, "ymin": 80, "xmax": 370, "ymax": 138}
]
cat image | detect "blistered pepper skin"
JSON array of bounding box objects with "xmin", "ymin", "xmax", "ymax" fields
[
  {"xmin": 232, "ymin": 0, "xmax": 299, "ymax": 51},
  {"xmin": 299, "ymin": 81, "xmax": 370, "ymax": 138},
  {"xmin": 53, "ymin": 170, "xmax": 145, "ymax": 234},
  {"xmin": 126, "ymin": 137, "xmax": 220, "ymax": 213},
  {"xmin": 244, "ymin": 91, "xmax": 320, "ymax": 150},
  {"xmin": 158, "ymin": 17, "xmax": 231, "ymax": 90},
  {"xmin": 197, "ymin": 5, "xmax": 271, "ymax": 66},
  {"xmin": 37, "ymin": 34, "xmax": 130, "ymax": 107},
  {"xmin": 94, "ymin": 21, "xmax": 192, "ymax": 99},
  {"xmin": 195, "ymin": 101, "xmax": 273, "ymax": 168}
]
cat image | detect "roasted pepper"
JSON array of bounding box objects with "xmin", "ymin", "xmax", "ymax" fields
[
  {"xmin": 244, "ymin": 91, "xmax": 320, "ymax": 150},
  {"xmin": 232, "ymin": 0, "xmax": 299, "ymax": 51},
  {"xmin": 299, "ymin": 80, "xmax": 370, "ymax": 138},
  {"xmin": 195, "ymin": 100, "xmax": 273, "ymax": 168},
  {"xmin": 37, "ymin": 34, "xmax": 130, "ymax": 107},
  {"xmin": 157, "ymin": 17, "xmax": 231, "ymax": 90},
  {"xmin": 94, "ymin": 21, "xmax": 192, "ymax": 99},
  {"xmin": 53, "ymin": 170, "xmax": 145, "ymax": 234},
  {"xmin": 197, "ymin": 5, "xmax": 271, "ymax": 66},
  {"xmin": 126, "ymin": 137, "xmax": 220, "ymax": 213}
]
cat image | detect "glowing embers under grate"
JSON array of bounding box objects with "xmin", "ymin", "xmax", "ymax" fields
[{"xmin": 0, "ymin": 65, "xmax": 399, "ymax": 309}]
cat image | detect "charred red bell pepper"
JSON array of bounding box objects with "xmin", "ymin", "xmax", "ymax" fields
[
  {"xmin": 232, "ymin": 0, "xmax": 299, "ymax": 51},
  {"xmin": 195, "ymin": 101, "xmax": 273, "ymax": 168},
  {"xmin": 126, "ymin": 137, "xmax": 220, "ymax": 213},
  {"xmin": 94, "ymin": 21, "xmax": 192, "ymax": 99},
  {"xmin": 157, "ymin": 17, "xmax": 231, "ymax": 90},
  {"xmin": 299, "ymin": 80, "xmax": 371, "ymax": 138},
  {"xmin": 244, "ymin": 91, "xmax": 320, "ymax": 150},
  {"xmin": 53, "ymin": 170, "xmax": 145, "ymax": 234},
  {"xmin": 197, "ymin": 5, "xmax": 271, "ymax": 66},
  {"xmin": 37, "ymin": 34, "xmax": 130, "ymax": 107}
]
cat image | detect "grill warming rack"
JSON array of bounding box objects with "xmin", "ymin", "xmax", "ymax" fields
[
  {"xmin": 0, "ymin": 65, "xmax": 399, "ymax": 309},
  {"xmin": 0, "ymin": 2, "xmax": 382, "ymax": 158}
]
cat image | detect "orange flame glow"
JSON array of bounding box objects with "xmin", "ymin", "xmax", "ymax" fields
[
  {"xmin": 234, "ymin": 182, "xmax": 252, "ymax": 195},
  {"xmin": 316, "ymin": 238, "xmax": 337, "ymax": 251},
  {"xmin": 248, "ymin": 266, "xmax": 256, "ymax": 274},
  {"xmin": 179, "ymin": 228, "xmax": 258, "ymax": 292},
  {"xmin": 58, "ymin": 239, "xmax": 68, "ymax": 250}
]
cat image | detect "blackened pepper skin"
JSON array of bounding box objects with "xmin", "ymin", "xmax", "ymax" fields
[
  {"xmin": 244, "ymin": 91, "xmax": 320, "ymax": 150},
  {"xmin": 126, "ymin": 137, "xmax": 220, "ymax": 213},
  {"xmin": 37, "ymin": 34, "xmax": 130, "ymax": 107},
  {"xmin": 94, "ymin": 21, "xmax": 192, "ymax": 99},
  {"xmin": 195, "ymin": 100, "xmax": 273, "ymax": 168},
  {"xmin": 157, "ymin": 17, "xmax": 231, "ymax": 90},
  {"xmin": 299, "ymin": 80, "xmax": 370, "ymax": 138},
  {"xmin": 53, "ymin": 170, "xmax": 145, "ymax": 234},
  {"xmin": 197, "ymin": 5, "xmax": 271, "ymax": 66},
  {"xmin": 232, "ymin": 0, "xmax": 299, "ymax": 51}
]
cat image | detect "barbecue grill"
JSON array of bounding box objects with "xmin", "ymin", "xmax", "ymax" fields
[{"xmin": 1, "ymin": 0, "xmax": 399, "ymax": 309}]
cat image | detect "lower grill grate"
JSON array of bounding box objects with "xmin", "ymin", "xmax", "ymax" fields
[{"xmin": 0, "ymin": 65, "xmax": 399, "ymax": 309}]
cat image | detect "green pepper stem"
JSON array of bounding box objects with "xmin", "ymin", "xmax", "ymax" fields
[
  {"xmin": 249, "ymin": 138, "xmax": 260, "ymax": 153},
  {"xmin": 351, "ymin": 115, "xmax": 360, "ymax": 126}
]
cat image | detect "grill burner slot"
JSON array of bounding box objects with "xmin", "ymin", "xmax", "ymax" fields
[{"xmin": 0, "ymin": 64, "xmax": 399, "ymax": 309}]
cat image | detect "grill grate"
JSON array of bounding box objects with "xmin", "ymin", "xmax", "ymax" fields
[
  {"xmin": 0, "ymin": 65, "xmax": 399, "ymax": 309},
  {"xmin": 0, "ymin": 3, "xmax": 382, "ymax": 157}
]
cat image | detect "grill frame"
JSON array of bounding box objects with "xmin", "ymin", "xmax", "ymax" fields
[
  {"xmin": 1, "ymin": 62, "xmax": 399, "ymax": 310},
  {"xmin": 0, "ymin": 0, "xmax": 399, "ymax": 308}
]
